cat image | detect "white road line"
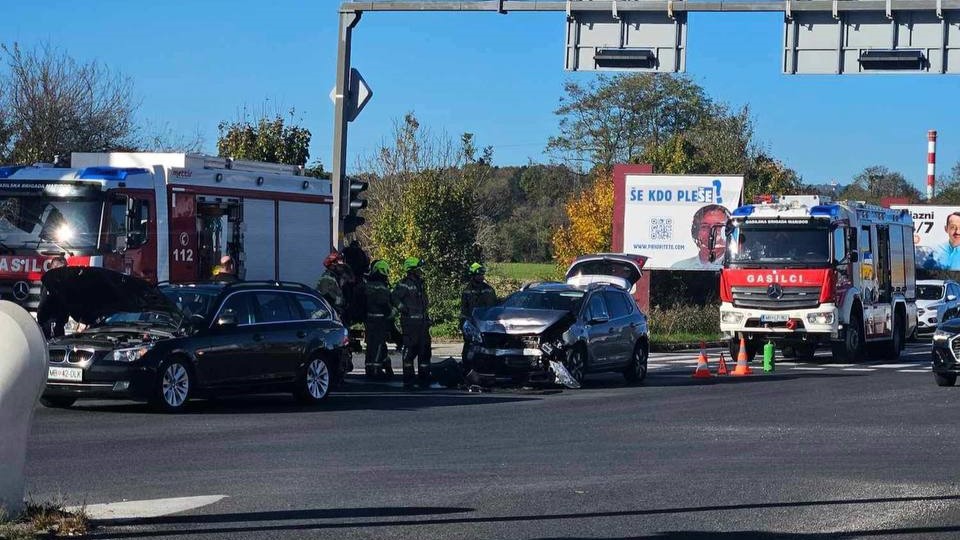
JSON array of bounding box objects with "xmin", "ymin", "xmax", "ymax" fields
[
  {"xmin": 71, "ymin": 495, "xmax": 227, "ymax": 521},
  {"xmin": 791, "ymin": 367, "xmax": 827, "ymax": 371},
  {"xmin": 820, "ymin": 364, "xmax": 855, "ymax": 368},
  {"xmin": 842, "ymin": 368, "xmax": 877, "ymax": 372},
  {"xmin": 871, "ymin": 363, "xmax": 920, "ymax": 369},
  {"xmin": 897, "ymin": 369, "xmax": 929, "ymax": 373}
]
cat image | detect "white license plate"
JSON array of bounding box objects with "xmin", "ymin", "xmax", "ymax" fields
[
  {"xmin": 760, "ymin": 314, "xmax": 789, "ymax": 323},
  {"xmin": 48, "ymin": 366, "xmax": 83, "ymax": 382}
]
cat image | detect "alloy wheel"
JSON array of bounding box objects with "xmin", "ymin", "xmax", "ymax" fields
[
  {"xmin": 307, "ymin": 358, "xmax": 330, "ymax": 400},
  {"xmin": 162, "ymin": 363, "xmax": 190, "ymax": 408}
]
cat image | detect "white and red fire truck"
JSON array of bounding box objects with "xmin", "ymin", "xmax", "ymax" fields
[
  {"xmin": 0, "ymin": 152, "xmax": 333, "ymax": 311},
  {"xmin": 716, "ymin": 195, "xmax": 917, "ymax": 362}
]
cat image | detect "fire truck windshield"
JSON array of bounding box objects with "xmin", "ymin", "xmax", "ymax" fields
[
  {"xmin": 0, "ymin": 194, "xmax": 103, "ymax": 250},
  {"xmin": 725, "ymin": 224, "xmax": 831, "ymax": 267}
]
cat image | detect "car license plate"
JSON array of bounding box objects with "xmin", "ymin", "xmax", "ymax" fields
[
  {"xmin": 760, "ymin": 314, "xmax": 789, "ymax": 323},
  {"xmin": 48, "ymin": 366, "xmax": 82, "ymax": 382}
]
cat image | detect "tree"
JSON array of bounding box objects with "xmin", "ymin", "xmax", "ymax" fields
[
  {"xmin": 0, "ymin": 43, "xmax": 138, "ymax": 165},
  {"xmin": 932, "ymin": 160, "xmax": 960, "ymax": 204},
  {"xmin": 839, "ymin": 166, "xmax": 921, "ymax": 204},
  {"xmin": 552, "ymin": 170, "xmax": 615, "ymax": 269},
  {"xmin": 547, "ymin": 74, "xmax": 713, "ymax": 170},
  {"xmin": 217, "ymin": 109, "xmax": 312, "ymax": 167},
  {"xmin": 743, "ymin": 153, "xmax": 804, "ymax": 202}
]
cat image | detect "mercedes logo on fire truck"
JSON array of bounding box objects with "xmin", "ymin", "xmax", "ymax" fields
[
  {"xmin": 767, "ymin": 283, "xmax": 784, "ymax": 300},
  {"xmin": 12, "ymin": 281, "xmax": 30, "ymax": 301}
]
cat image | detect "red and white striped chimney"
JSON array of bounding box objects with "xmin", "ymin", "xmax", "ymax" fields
[{"xmin": 927, "ymin": 130, "xmax": 937, "ymax": 201}]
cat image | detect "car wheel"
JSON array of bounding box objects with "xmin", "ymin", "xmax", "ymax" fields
[
  {"xmin": 40, "ymin": 396, "xmax": 76, "ymax": 409},
  {"xmin": 623, "ymin": 341, "xmax": 648, "ymax": 384},
  {"xmin": 935, "ymin": 372, "xmax": 957, "ymax": 387},
  {"xmin": 296, "ymin": 356, "xmax": 332, "ymax": 404},
  {"xmin": 152, "ymin": 359, "xmax": 192, "ymax": 412},
  {"xmin": 564, "ymin": 348, "xmax": 586, "ymax": 385}
]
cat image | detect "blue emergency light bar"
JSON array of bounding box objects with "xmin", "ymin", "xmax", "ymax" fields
[
  {"xmin": 731, "ymin": 205, "xmax": 755, "ymax": 217},
  {"xmin": 78, "ymin": 167, "xmax": 150, "ymax": 180},
  {"xmin": 0, "ymin": 166, "xmax": 25, "ymax": 179},
  {"xmin": 809, "ymin": 205, "xmax": 840, "ymax": 218}
]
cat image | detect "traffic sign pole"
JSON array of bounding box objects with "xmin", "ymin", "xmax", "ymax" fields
[{"xmin": 331, "ymin": 10, "xmax": 361, "ymax": 251}]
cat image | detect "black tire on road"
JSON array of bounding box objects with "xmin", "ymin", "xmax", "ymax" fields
[
  {"xmin": 795, "ymin": 343, "xmax": 817, "ymax": 361},
  {"xmin": 831, "ymin": 311, "xmax": 864, "ymax": 363},
  {"xmin": 880, "ymin": 316, "xmax": 904, "ymax": 361},
  {"xmin": 151, "ymin": 359, "xmax": 193, "ymax": 413},
  {"xmin": 623, "ymin": 341, "xmax": 648, "ymax": 384},
  {"xmin": 935, "ymin": 372, "xmax": 957, "ymax": 387},
  {"xmin": 564, "ymin": 347, "xmax": 587, "ymax": 386},
  {"xmin": 40, "ymin": 396, "xmax": 76, "ymax": 409},
  {"xmin": 728, "ymin": 338, "xmax": 757, "ymax": 363},
  {"xmin": 295, "ymin": 356, "xmax": 333, "ymax": 405}
]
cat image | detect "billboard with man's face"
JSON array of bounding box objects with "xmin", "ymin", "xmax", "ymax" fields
[
  {"xmin": 613, "ymin": 171, "xmax": 744, "ymax": 271},
  {"xmin": 890, "ymin": 205, "xmax": 960, "ymax": 270}
]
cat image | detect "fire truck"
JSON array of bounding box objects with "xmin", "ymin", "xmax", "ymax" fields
[
  {"xmin": 715, "ymin": 195, "xmax": 917, "ymax": 362},
  {"xmin": 0, "ymin": 152, "xmax": 332, "ymax": 311}
]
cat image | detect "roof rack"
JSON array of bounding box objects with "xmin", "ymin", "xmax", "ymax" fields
[{"xmin": 223, "ymin": 280, "xmax": 314, "ymax": 292}]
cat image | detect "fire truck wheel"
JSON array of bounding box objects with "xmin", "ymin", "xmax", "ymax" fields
[
  {"xmin": 794, "ymin": 343, "xmax": 816, "ymax": 360},
  {"xmin": 728, "ymin": 338, "xmax": 757, "ymax": 363},
  {"xmin": 879, "ymin": 316, "xmax": 904, "ymax": 361},
  {"xmin": 831, "ymin": 311, "xmax": 864, "ymax": 363}
]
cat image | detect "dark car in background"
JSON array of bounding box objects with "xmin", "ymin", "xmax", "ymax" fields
[
  {"xmin": 932, "ymin": 319, "xmax": 960, "ymax": 386},
  {"xmin": 40, "ymin": 267, "xmax": 351, "ymax": 411},
  {"xmin": 462, "ymin": 254, "xmax": 649, "ymax": 386}
]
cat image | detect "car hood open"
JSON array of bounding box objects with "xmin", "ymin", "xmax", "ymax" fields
[
  {"xmin": 473, "ymin": 306, "xmax": 573, "ymax": 335},
  {"xmin": 41, "ymin": 266, "xmax": 182, "ymax": 326}
]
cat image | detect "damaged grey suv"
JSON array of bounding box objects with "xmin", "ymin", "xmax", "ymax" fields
[{"xmin": 461, "ymin": 254, "xmax": 649, "ymax": 386}]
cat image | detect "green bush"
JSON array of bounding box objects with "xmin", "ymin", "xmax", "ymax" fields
[{"xmin": 648, "ymin": 303, "xmax": 720, "ymax": 337}]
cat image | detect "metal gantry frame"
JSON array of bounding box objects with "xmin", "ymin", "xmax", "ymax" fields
[{"xmin": 331, "ymin": 0, "xmax": 960, "ymax": 246}]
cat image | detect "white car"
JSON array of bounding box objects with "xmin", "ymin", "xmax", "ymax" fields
[{"xmin": 916, "ymin": 280, "xmax": 960, "ymax": 336}]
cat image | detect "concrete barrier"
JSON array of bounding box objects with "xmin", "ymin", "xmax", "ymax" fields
[{"xmin": 0, "ymin": 301, "xmax": 48, "ymax": 516}]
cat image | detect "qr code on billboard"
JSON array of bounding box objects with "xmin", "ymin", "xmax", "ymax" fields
[{"xmin": 649, "ymin": 217, "xmax": 673, "ymax": 240}]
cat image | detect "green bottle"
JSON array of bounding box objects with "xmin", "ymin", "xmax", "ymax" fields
[{"xmin": 763, "ymin": 341, "xmax": 775, "ymax": 372}]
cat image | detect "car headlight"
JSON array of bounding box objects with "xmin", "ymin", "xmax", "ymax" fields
[
  {"xmin": 721, "ymin": 311, "xmax": 744, "ymax": 324},
  {"xmin": 933, "ymin": 329, "xmax": 953, "ymax": 344},
  {"xmin": 113, "ymin": 345, "xmax": 154, "ymax": 362},
  {"xmin": 806, "ymin": 312, "xmax": 835, "ymax": 325},
  {"xmin": 462, "ymin": 320, "xmax": 481, "ymax": 343}
]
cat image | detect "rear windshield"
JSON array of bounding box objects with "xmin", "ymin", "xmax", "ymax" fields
[
  {"xmin": 566, "ymin": 260, "xmax": 640, "ymax": 284},
  {"xmin": 502, "ymin": 289, "xmax": 585, "ymax": 313}
]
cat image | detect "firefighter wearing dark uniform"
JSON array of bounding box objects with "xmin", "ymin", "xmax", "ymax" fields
[
  {"xmin": 316, "ymin": 252, "xmax": 349, "ymax": 321},
  {"xmin": 392, "ymin": 257, "xmax": 431, "ymax": 388},
  {"xmin": 364, "ymin": 260, "xmax": 395, "ymax": 379},
  {"xmin": 460, "ymin": 262, "xmax": 498, "ymax": 364}
]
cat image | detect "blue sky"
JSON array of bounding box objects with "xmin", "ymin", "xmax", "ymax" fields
[{"xmin": 5, "ymin": 0, "xmax": 958, "ymax": 191}]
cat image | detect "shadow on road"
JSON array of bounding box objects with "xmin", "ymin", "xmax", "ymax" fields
[
  {"xmin": 536, "ymin": 526, "xmax": 960, "ymax": 539},
  {"xmin": 583, "ymin": 371, "xmax": 865, "ymax": 389},
  {"xmin": 82, "ymin": 494, "xmax": 960, "ymax": 538}
]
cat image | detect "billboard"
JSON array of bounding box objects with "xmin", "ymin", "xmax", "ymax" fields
[
  {"xmin": 890, "ymin": 205, "xmax": 960, "ymax": 270},
  {"xmin": 612, "ymin": 167, "xmax": 744, "ymax": 271}
]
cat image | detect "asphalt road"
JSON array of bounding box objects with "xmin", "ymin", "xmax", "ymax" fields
[{"xmin": 24, "ymin": 341, "xmax": 960, "ymax": 539}]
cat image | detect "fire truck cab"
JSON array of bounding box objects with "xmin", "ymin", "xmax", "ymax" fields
[
  {"xmin": 0, "ymin": 152, "xmax": 332, "ymax": 312},
  {"xmin": 717, "ymin": 195, "xmax": 917, "ymax": 362}
]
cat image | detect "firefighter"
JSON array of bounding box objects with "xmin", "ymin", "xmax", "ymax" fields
[
  {"xmin": 211, "ymin": 255, "xmax": 239, "ymax": 282},
  {"xmin": 460, "ymin": 262, "xmax": 498, "ymax": 364},
  {"xmin": 364, "ymin": 259, "xmax": 395, "ymax": 379},
  {"xmin": 392, "ymin": 257, "xmax": 431, "ymax": 389},
  {"xmin": 316, "ymin": 252, "xmax": 349, "ymax": 320},
  {"xmin": 343, "ymin": 239, "xmax": 371, "ymax": 278}
]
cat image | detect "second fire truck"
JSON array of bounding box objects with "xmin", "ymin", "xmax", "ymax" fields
[{"xmin": 715, "ymin": 195, "xmax": 917, "ymax": 362}]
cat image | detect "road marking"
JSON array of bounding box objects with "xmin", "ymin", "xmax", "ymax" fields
[
  {"xmin": 71, "ymin": 495, "xmax": 227, "ymax": 521},
  {"xmin": 790, "ymin": 367, "xmax": 826, "ymax": 371},
  {"xmin": 842, "ymin": 368, "xmax": 877, "ymax": 372},
  {"xmin": 871, "ymin": 363, "xmax": 919, "ymax": 369},
  {"xmin": 897, "ymin": 369, "xmax": 929, "ymax": 373},
  {"xmin": 820, "ymin": 363, "xmax": 855, "ymax": 368}
]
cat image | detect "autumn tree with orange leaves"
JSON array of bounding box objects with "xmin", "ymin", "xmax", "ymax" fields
[{"xmin": 551, "ymin": 170, "xmax": 614, "ymax": 269}]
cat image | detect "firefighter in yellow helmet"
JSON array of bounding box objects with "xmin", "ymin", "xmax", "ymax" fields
[
  {"xmin": 391, "ymin": 257, "xmax": 430, "ymax": 388},
  {"xmin": 460, "ymin": 262, "xmax": 498, "ymax": 366},
  {"xmin": 364, "ymin": 259, "xmax": 395, "ymax": 379}
]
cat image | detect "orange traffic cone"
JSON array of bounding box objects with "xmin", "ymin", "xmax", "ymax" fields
[
  {"xmin": 731, "ymin": 336, "xmax": 753, "ymax": 376},
  {"xmin": 716, "ymin": 352, "xmax": 729, "ymax": 376},
  {"xmin": 692, "ymin": 342, "xmax": 712, "ymax": 379}
]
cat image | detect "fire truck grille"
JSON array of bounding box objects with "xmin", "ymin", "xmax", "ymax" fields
[
  {"xmin": 0, "ymin": 280, "xmax": 42, "ymax": 311},
  {"xmin": 731, "ymin": 286, "xmax": 822, "ymax": 310}
]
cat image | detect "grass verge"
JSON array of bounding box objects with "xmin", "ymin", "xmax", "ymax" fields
[
  {"xmin": 0, "ymin": 498, "xmax": 89, "ymax": 539},
  {"xmin": 487, "ymin": 262, "xmax": 561, "ymax": 282}
]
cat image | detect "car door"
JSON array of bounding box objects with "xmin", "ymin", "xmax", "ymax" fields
[
  {"xmin": 603, "ymin": 290, "xmax": 635, "ymax": 368},
  {"xmin": 248, "ymin": 291, "xmax": 304, "ymax": 383},
  {"xmin": 583, "ymin": 293, "xmax": 615, "ymax": 370},
  {"xmin": 193, "ymin": 292, "xmax": 260, "ymax": 387}
]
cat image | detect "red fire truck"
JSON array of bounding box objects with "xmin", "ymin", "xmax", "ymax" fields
[
  {"xmin": 716, "ymin": 195, "xmax": 917, "ymax": 362},
  {"xmin": 0, "ymin": 152, "xmax": 333, "ymax": 311}
]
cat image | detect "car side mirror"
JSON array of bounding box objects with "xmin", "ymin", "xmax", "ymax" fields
[
  {"xmin": 217, "ymin": 312, "xmax": 238, "ymax": 327},
  {"xmin": 949, "ymin": 295, "xmax": 957, "ymax": 302}
]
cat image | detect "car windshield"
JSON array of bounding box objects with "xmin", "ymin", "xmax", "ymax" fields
[
  {"xmin": 502, "ymin": 289, "xmax": 585, "ymax": 313},
  {"xmin": 0, "ymin": 194, "xmax": 104, "ymax": 249},
  {"xmin": 161, "ymin": 288, "xmax": 219, "ymax": 320},
  {"xmin": 917, "ymin": 285, "xmax": 944, "ymax": 301},
  {"xmin": 102, "ymin": 311, "xmax": 179, "ymax": 328},
  {"xmin": 725, "ymin": 224, "xmax": 830, "ymax": 266}
]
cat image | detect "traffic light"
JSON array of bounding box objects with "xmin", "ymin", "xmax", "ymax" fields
[{"xmin": 343, "ymin": 178, "xmax": 368, "ymax": 235}]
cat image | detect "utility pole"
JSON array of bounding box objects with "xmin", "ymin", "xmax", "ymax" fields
[{"xmin": 331, "ymin": 10, "xmax": 361, "ymax": 251}]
